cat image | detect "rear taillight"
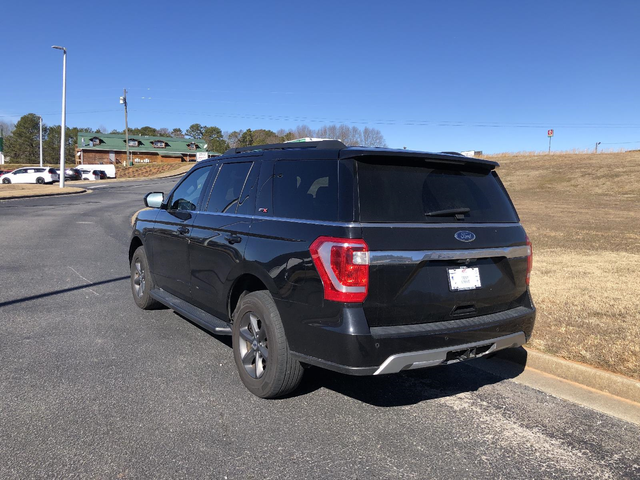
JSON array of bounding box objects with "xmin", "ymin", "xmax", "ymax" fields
[
  {"xmin": 526, "ymin": 235, "xmax": 533, "ymax": 286},
  {"xmin": 310, "ymin": 236, "xmax": 369, "ymax": 303},
  {"xmin": 48, "ymin": 168, "xmax": 56, "ymax": 174}
]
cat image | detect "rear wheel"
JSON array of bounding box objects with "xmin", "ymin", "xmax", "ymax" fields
[
  {"xmin": 2, "ymin": 178, "xmax": 11, "ymax": 184},
  {"xmin": 130, "ymin": 246, "xmax": 161, "ymax": 310},
  {"xmin": 232, "ymin": 291, "xmax": 303, "ymax": 398},
  {"xmin": 36, "ymin": 177, "xmax": 45, "ymax": 184}
]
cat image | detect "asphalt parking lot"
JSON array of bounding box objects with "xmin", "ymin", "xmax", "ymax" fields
[{"xmin": 1, "ymin": 179, "xmax": 639, "ymax": 479}]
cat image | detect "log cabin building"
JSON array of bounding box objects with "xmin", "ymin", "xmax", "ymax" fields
[{"xmin": 75, "ymin": 132, "xmax": 214, "ymax": 165}]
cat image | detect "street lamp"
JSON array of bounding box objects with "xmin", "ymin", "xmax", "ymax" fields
[
  {"xmin": 52, "ymin": 45, "xmax": 66, "ymax": 188},
  {"xmin": 39, "ymin": 116, "xmax": 43, "ymax": 168}
]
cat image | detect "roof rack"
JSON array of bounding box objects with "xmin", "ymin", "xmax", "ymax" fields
[{"xmin": 224, "ymin": 140, "xmax": 346, "ymax": 155}]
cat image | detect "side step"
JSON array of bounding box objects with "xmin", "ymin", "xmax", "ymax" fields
[{"xmin": 150, "ymin": 289, "xmax": 232, "ymax": 335}]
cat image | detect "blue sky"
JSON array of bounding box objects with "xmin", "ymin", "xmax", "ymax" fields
[{"xmin": 1, "ymin": 0, "xmax": 639, "ymax": 153}]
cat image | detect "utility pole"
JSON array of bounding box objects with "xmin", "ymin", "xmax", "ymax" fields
[
  {"xmin": 39, "ymin": 116, "xmax": 43, "ymax": 167},
  {"xmin": 595, "ymin": 142, "xmax": 601, "ymax": 154},
  {"xmin": 120, "ymin": 89, "xmax": 129, "ymax": 168}
]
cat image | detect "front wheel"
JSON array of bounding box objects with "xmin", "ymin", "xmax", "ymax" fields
[
  {"xmin": 130, "ymin": 246, "xmax": 161, "ymax": 310},
  {"xmin": 232, "ymin": 291, "xmax": 303, "ymax": 398},
  {"xmin": 2, "ymin": 178, "xmax": 11, "ymax": 184}
]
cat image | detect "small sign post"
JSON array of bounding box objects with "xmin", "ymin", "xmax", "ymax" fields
[{"xmin": 547, "ymin": 129, "xmax": 554, "ymax": 154}]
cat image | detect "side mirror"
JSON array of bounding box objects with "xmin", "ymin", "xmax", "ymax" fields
[{"xmin": 144, "ymin": 192, "xmax": 165, "ymax": 208}]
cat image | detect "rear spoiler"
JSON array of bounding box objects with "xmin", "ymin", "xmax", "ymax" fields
[{"xmin": 339, "ymin": 149, "xmax": 499, "ymax": 169}]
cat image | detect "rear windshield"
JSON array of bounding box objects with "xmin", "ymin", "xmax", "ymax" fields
[{"xmin": 356, "ymin": 158, "xmax": 518, "ymax": 223}]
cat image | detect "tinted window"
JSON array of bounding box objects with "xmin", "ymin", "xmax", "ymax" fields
[
  {"xmin": 206, "ymin": 162, "xmax": 252, "ymax": 213},
  {"xmin": 357, "ymin": 159, "xmax": 518, "ymax": 223},
  {"xmin": 168, "ymin": 166, "xmax": 212, "ymax": 211},
  {"xmin": 272, "ymin": 160, "xmax": 338, "ymax": 221}
]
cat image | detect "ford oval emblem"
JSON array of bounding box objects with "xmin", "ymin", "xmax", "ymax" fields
[{"xmin": 454, "ymin": 231, "xmax": 476, "ymax": 242}]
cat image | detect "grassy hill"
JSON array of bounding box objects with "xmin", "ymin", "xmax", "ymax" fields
[{"xmin": 493, "ymin": 151, "xmax": 640, "ymax": 379}]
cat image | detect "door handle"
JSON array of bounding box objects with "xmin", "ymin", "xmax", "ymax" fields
[
  {"xmin": 225, "ymin": 234, "xmax": 242, "ymax": 245},
  {"xmin": 177, "ymin": 226, "xmax": 190, "ymax": 235}
]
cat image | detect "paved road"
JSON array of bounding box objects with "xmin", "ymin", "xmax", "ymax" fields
[{"xmin": 1, "ymin": 180, "xmax": 639, "ymax": 479}]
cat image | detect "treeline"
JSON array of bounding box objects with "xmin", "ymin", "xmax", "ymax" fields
[{"xmin": 1, "ymin": 114, "xmax": 387, "ymax": 164}]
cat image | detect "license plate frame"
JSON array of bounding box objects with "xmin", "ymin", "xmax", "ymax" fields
[{"xmin": 447, "ymin": 266, "xmax": 481, "ymax": 291}]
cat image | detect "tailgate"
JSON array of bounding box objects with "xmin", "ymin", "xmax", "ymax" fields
[
  {"xmin": 354, "ymin": 155, "xmax": 530, "ymax": 328},
  {"xmin": 362, "ymin": 224, "xmax": 530, "ymax": 327}
]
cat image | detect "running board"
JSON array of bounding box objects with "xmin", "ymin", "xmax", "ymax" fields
[{"xmin": 150, "ymin": 289, "xmax": 232, "ymax": 335}]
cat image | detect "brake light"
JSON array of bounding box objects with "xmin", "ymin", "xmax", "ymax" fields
[
  {"xmin": 526, "ymin": 235, "xmax": 533, "ymax": 286},
  {"xmin": 310, "ymin": 236, "xmax": 369, "ymax": 303}
]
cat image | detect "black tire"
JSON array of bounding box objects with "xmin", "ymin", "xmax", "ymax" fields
[
  {"xmin": 36, "ymin": 177, "xmax": 45, "ymax": 184},
  {"xmin": 130, "ymin": 246, "xmax": 161, "ymax": 310},
  {"xmin": 2, "ymin": 178, "xmax": 11, "ymax": 184},
  {"xmin": 232, "ymin": 291, "xmax": 303, "ymax": 398}
]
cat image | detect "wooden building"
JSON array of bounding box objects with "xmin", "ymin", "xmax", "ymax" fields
[{"xmin": 76, "ymin": 132, "xmax": 214, "ymax": 165}]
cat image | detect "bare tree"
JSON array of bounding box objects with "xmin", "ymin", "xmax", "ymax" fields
[
  {"xmin": 0, "ymin": 120, "xmax": 15, "ymax": 136},
  {"xmin": 362, "ymin": 126, "xmax": 387, "ymax": 147},
  {"xmin": 293, "ymin": 124, "xmax": 314, "ymax": 139},
  {"xmin": 226, "ymin": 130, "xmax": 244, "ymax": 148},
  {"xmin": 157, "ymin": 127, "xmax": 172, "ymax": 137}
]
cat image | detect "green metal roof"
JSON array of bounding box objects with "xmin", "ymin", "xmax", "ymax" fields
[{"xmin": 76, "ymin": 132, "xmax": 214, "ymax": 155}]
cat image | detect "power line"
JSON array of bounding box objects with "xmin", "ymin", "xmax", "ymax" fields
[
  {"xmin": 0, "ymin": 110, "xmax": 120, "ymax": 118},
  {"xmin": 125, "ymin": 109, "xmax": 640, "ymax": 130}
]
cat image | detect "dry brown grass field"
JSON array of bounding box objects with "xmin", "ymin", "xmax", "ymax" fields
[{"xmin": 495, "ymin": 150, "xmax": 640, "ymax": 380}]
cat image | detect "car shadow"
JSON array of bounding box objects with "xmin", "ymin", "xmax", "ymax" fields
[{"xmin": 287, "ymin": 351, "xmax": 527, "ymax": 406}]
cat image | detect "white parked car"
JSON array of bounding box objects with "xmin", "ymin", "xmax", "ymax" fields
[
  {"xmin": 77, "ymin": 169, "xmax": 101, "ymax": 181},
  {"xmin": 0, "ymin": 167, "xmax": 59, "ymax": 185}
]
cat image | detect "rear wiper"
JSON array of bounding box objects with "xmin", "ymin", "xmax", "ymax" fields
[{"xmin": 424, "ymin": 207, "xmax": 470, "ymax": 217}]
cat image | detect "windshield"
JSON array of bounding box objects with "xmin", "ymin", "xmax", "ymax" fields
[{"xmin": 356, "ymin": 158, "xmax": 519, "ymax": 223}]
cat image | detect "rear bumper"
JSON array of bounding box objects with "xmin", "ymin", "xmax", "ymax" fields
[
  {"xmin": 373, "ymin": 331, "xmax": 525, "ymax": 375},
  {"xmin": 284, "ymin": 299, "xmax": 535, "ymax": 376}
]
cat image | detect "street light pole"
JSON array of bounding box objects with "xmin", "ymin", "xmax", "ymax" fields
[
  {"xmin": 52, "ymin": 45, "xmax": 67, "ymax": 188},
  {"xmin": 39, "ymin": 116, "xmax": 43, "ymax": 168}
]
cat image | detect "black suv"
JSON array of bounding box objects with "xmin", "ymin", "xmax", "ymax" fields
[{"xmin": 129, "ymin": 141, "xmax": 535, "ymax": 398}]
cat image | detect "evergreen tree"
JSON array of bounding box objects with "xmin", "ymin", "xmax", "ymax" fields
[
  {"xmin": 202, "ymin": 126, "xmax": 229, "ymax": 154},
  {"xmin": 4, "ymin": 113, "xmax": 41, "ymax": 163}
]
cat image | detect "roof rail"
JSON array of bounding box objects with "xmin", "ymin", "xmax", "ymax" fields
[{"xmin": 224, "ymin": 140, "xmax": 346, "ymax": 155}]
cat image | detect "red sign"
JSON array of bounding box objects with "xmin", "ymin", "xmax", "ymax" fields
[{"xmin": 548, "ymin": 129, "xmax": 554, "ymax": 137}]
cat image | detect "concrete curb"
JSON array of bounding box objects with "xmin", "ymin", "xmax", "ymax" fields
[
  {"xmin": 494, "ymin": 347, "xmax": 640, "ymax": 404},
  {"xmin": 0, "ymin": 188, "xmax": 88, "ymax": 201}
]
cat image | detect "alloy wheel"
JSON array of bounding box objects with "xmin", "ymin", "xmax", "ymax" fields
[
  {"xmin": 237, "ymin": 312, "xmax": 268, "ymax": 379},
  {"xmin": 132, "ymin": 259, "xmax": 145, "ymax": 298}
]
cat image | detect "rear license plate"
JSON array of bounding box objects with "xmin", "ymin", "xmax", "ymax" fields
[{"xmin": 447, "ymin": 266, "xmax": 481, "ymax": 291}]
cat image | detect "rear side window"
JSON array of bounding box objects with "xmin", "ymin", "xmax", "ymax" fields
[
  {"xmin": 206, "ymin": 162, "xmax": 252, "ymax": 213},
  {"xmin": 357, "ymin": 159, "xmax": 518, "ymax": 223},
  {"xmin": 272, "ymin": 160, "xmax": 338, "ymax": 221}
]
